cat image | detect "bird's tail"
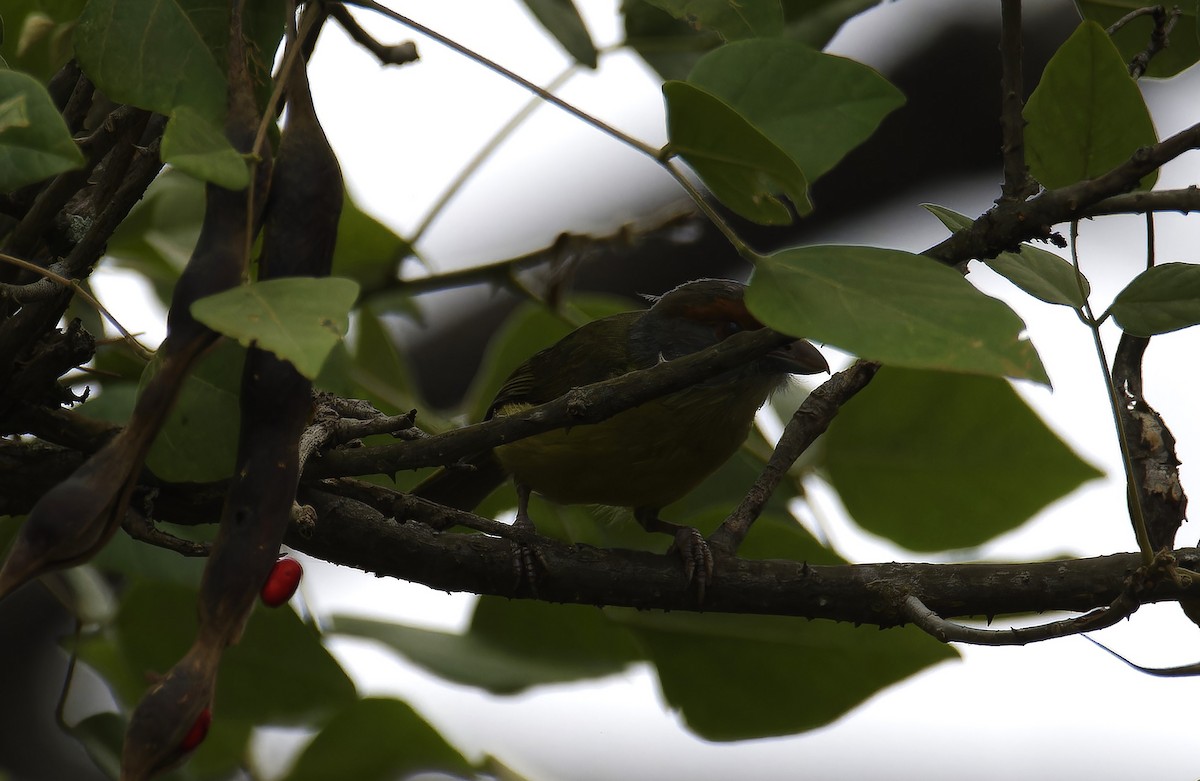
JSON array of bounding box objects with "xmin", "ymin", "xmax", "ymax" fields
[{"xmin": 410, "ymin": 450, "xmax": 508, "ymax": 521}]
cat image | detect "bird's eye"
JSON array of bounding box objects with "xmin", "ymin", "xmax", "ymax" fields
[{"xmin": 717, "ymin": 320, "xmax": 743, "ymax": 339}]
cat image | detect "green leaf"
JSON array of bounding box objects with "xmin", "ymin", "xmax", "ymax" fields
[
  {"xmin": 161, "ymin": 106, "xmax": 249, "ymax": 188},
  {"xmin": 0, "ymin": 0, "xmax": 86, "ymax": 80},
  {"xmin": 822, "ymin": 367, "xmax": 1103, "ymax": 551},
  {"xmin": 643, "ymin": 0, "xmax": 784, "ymax": 40},
  {"xmin": 331, "ymin": 602, "xmax": 641, "ymax": 694},
  {"xmin": 75, "ymin": 581, "xmax": 356, "ymax": 725},
  {"xmin": 1108, "ymin": 262, "xmax": 1200, "ymax": 335},
  {"xmin": 520, "ymin": 0, "xmax": 598, "ymax": 68},
  {"xmin": 688, "ymin": 39, "xmax": 903, "ymax": 182},
  {"xmin": 144, "ymin": 339, "xmax": 244, "ymax": 482},
  {"xmin": 283, "ymin": 698, "xmax": 472, "ymax": 781},
  {"xmin": 747, "ymin": 246, "xmax": 1050, "ymax": 384},
  {"xmin": 924, "ymin": 204, "xmax": 1090, "ymax": 307},
  {"xmin": 610, "ymin": 609, "xmax": 957, "ymax": 740},
  {"xmin": 1076, "ymin": 0, "xmax": 1200, "ymax": 78},
  {"xmin": 105, "ymin": 168, "xmax": 205, "ymax": 305},
  {"xmin": 74, "ymin": 0, "xmax": 226, "ymax": 121},
  {"xmin": 191, "ymin": 277, "xmax": 360, "ymax": 380},
  {"xmin": 74, "ymin": 0, "xmax": 284, "ymax": 126},
  {"xmin": 663, "ymin": 80, "xmax": 810, "ymax": 224},
  {"xmin": 0, "ymin": 69, "xmax": 84, "ymax": 190},
  {"xmin": 332, "ymin": 192, "xmax": 411, "ymax": 297},
  {"xmin": 1024, "ymin": 20, "xmax": 1158, "ymax": 190}
]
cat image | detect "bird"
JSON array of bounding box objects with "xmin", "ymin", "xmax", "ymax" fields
[{"xmin": 413, "ymin": 278, "xmax": 829, "ymax": 592}]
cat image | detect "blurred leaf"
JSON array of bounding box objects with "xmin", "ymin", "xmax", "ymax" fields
[
  {"xmin": 75, "ymin": 581, "xmax": 355, "ymax": 724},
  {"xmin": 1076, "ymin": 0, "xmax": 1199, "ymax": 78},
  {"xmin": 925, "ymin": 204, "xmax": 1090, "ymax": 307},
  {"xmin": 664, "ymin": 80, "xmax": 810, "ymax": 224},
  {"xmin": 91, "ymin": 523, "xmax": 213, "ymax": 586},
  {"xmin": 106, "ymin": 168, "xmax": 205, "ymax": 305},
  {"xmin": 1024, "ymin": 21, "xmax": 1158, "ymax": 190},
  {"xmin": 0, "ymin": 0, "xmax": 85, "ymax": 79},
  {"xmin": 77, "ymin": 381, "xmax": 138, "ymax": 424},
  {"xmin": 346, "ymin": 309, "xmax": 424, "ymax": 414},
  {"xmin": 161, "ymin": 107, "xmax": 248, "ymax": 188},
  {"xmin": 144, "ymin": 339, "xmax": 244, "ymax": 482},
  {"xmin": 643, "ymin": 0, "xmax": 784, "ymax": 40},
  {"xmin": 70, "ymin": 712, "xmax": 124, "ymax": 779},
  {"xmin": 332, "ymin": 604, "xmax": 640, "ymax": 693},
  {"xmin": 611, "ymin": 609, "xmax": 957, "ymax": 740},
  {"xmin": 822, "ymin": 367, "xmax": 1103, "ymax": 551},
  {"xmin": 332, "ymin": 191, "xmax": 410, "ymax": 296},
  {"xmin": 282, "ymin": 698, "xmax": 472, "ymax": 781},
  {"xmin": 0, "ymin": 69, "xmax": 83, "ymax": 190},
  {"xmin": 1108, "ymin": 262, "xmax": 1200, "ymax": 335},
  {"xmin": 191, "ymin": 277, "xmax": 360, "ymax": 380},
  {"xmin": 688, "ymin": 38, "xmax": 903, "ymax": 182},
  {"xmin": 748, "ymin": 246, "xmax": 1050, "ymax": 384},
  {"xmin": 520, "ymin": 0, "xmax": 598, "ymax": 67}
]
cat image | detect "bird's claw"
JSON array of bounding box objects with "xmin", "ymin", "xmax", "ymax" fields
[
  {"xmin": 669, "ymin": 526, "xmax": 714, "ymax": 602},
  {"xmin": 510, "ymin": 540, "xmax": 545, "ymax": 596}
]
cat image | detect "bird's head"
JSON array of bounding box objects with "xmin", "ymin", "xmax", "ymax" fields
[{"xmin": 629, "ymin": 279, "xmax": 829, "ymax": 378}]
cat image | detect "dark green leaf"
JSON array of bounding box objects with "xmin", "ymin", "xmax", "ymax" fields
[
  {"xmin": 190, "ymin": 277, "xmax": 360, "ymax": 380},
  {"xmin": 161, "ymin": 107, "xmax": 249, "ymax": 188},
  {"xmin": 520, "ymin": 0, "xmax": 598, "ymax": 67},
  {"xmin": 74, "ymin": 0, "xmax": 284, "ymax": 125},
  {"xmin": 331, "ymin": 606, "xmax": 640, "ymax": 693},
  {"xmin": 75, "ymin": 581, "xmax": 356, "ymax": 724},
  {"xmin": 0, "ymin": 69, "xmax": 84, "ymax": 190},
  {"xmin": 822, "ymin": 367, "xmax": 1103, "ymax": 551},
  {"xmin": 611, "ymin": 609, "xmax": 957, "ymax": 740},
  {"xmin": 1076, "ymin": 0, "xmax": 1199, "ymax": 78},
  {"xmin": 747, "ymin": 246, "xmax": 1050, "ymax": 383},
  {"xmin": 689, "ymin": 39, "xmax": 903, "ymax": 182},
  {"xmin": 643, "ymin": 0, "xmax": 784, "ymax": 40},
  {"xmin": 1024, "ymin": 20, "xmax": 1158, "ymax": 190},
  {"xmin": 144, "ymin": 339, "xmax": 244, "ymax": 483},
  {"xmin": 283, "ymin": 698, "xmax": 472, "ymax": 781},
  {"xmin": 663, "ymin": 80, "xmax": 810, "ymax": 224},
  {"xmin": 1108, "ymin": 262, "xmax": 1200, "ymax": 335},
  {"xmin": 924, "ymin": 204, "xmax": 1090, "ymax": 307}
]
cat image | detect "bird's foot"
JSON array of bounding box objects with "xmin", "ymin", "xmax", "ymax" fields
[
  {"xmin": 510, "ymin": 512, "xmax": 544, "ymax": 596},
  {"xmin": 668, "ymin": 526, "xmax": 714, "ymax": 602}
]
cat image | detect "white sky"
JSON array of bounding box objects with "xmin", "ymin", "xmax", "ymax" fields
[{"xmin": 91, "ymin": 1, "xmax": 1200, "ymax": 779}]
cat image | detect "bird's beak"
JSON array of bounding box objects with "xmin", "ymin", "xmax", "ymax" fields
[{"xmin": 766, "ymin": 338, "xmax": 829, "ymax": 375}]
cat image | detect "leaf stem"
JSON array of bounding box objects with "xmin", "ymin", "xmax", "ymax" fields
[{"xmin": 1070, "ymin": 221, "xmax": 1154, "ymax": 563}]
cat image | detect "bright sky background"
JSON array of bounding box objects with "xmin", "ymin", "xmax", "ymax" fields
[{"xmin": 91, "ymin": 1, "xmax": 1200, "ymax": 778}]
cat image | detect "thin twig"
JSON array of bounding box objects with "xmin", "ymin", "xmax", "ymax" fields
[
  {"xmin": 900, "ymin": 591, "xmax": 1139, "ymax": 646},
  {"xmin": 710, "ymin": 360, "xmax": 881, "ymax": 555},
  {"xmin": 997, "ymin": 0, "xmax": 1036, "ymax": 201},
  {"xmin": 342, "ymin": 0, "xmax": 660, "ymax": 159},
  {"xmin": 410, "ymin": 63, "xmax": 578, "ymax": 247},
  {"xmin": 328, "ymin": 3, "xmax": 419, "ymax": 67},
  {"xmin": 0, "ymin": 252, "xmax": 154, "ymax": 360}
]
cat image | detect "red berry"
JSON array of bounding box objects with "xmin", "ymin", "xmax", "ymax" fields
[
  {"xmin": 179, "ymin": 707, "xmax": 211, "ymax": 753},
  {"xmin": 260, "ymin": 556, "xmax": 303, "ymax": 607}
]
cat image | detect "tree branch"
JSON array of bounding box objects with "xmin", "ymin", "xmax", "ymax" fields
[{"xmin": 287, "ymin": 486, "xmax": 1200, "ymax": 627}]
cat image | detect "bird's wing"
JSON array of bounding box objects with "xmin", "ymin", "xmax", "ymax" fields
[{"xmin": 488, "ymin": 312, "xmax": 642, "ymax": 417}]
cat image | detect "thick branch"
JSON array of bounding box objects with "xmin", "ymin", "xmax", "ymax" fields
[
  {"xmin": 288, "ymin": 487, "xmax": 1200, "ymax": 626},
  {"xmin": 926, "ymin": 121, "xmax": 1200, "ymax": 266}
]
